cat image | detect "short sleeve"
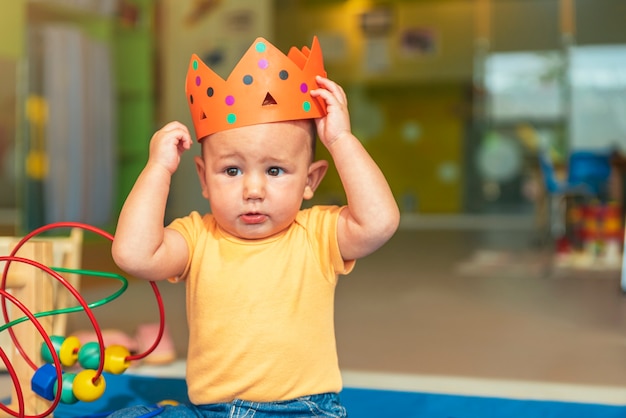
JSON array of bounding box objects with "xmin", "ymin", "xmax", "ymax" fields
[
  {"xmin": 297, "ymin": 206, "xmax": 356, "ymax": 280},
  {"xmin": 166, "ymin": 211, "xmax": 204, "ymax": 282}
]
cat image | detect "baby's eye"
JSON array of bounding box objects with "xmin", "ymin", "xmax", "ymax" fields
[
  {"xmin": 225, "ymin": 167, "xmax": 241, "ymax": 176},
  {"xmin": 267, "ymin": 167, "xmax": 284, "ymax": 176}
]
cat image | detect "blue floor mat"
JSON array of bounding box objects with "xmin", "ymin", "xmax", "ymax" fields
[
  {"xmin": 340, "ymin": 387, "xmax": 626, "ymax": 418},
  {"xmin": 9, "ymin": 373, "xmax": 626, "ymax": 418}
]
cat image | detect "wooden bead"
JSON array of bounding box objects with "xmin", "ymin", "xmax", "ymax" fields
[
  {"xmin": 78, "ymin": 341, "xmax": 101, "ymax": 370},
  {"xmin": 72, "ymin": 369, "xmax": 106, "ymax": 402},
  {"xmin": 59, "ymin": 335, "xmax": 81, "ymax": 367},
  {"xmin": 103, "ymin": 345, "xmax": 131, "ymax": 374}
]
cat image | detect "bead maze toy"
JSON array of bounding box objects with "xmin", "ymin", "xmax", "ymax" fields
[{"xmin": 1, "ymin": 222, "xmax": 167, "ymax": 417}]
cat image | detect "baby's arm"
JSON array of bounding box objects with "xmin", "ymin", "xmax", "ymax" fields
[
  {"xmin": 311, "ymin": 77, "xmax": 400, "ymax": 261},
  {"xmin": 111, "ymin": 121, "xmax": 192, "ymax": 281}
]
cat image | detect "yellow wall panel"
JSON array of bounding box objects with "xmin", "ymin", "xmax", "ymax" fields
[
  {"xmin": 314, "ymin": 83, "xmax": 466, "ymax": 213},
  {"xmin": 278, "ymin": 2, "xmax": 469, "ymax": 213},
  {"xmin": 0, "ymin": 0, "xmax": 26, "ymax": 58}
]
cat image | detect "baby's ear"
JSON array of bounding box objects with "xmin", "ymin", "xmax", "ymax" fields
[
  {"xmin": 194, "ymin": 155, "xmax": 210, "ymax": 199},
  {"xmin": 303, "ymin": 160, "xmax": 328, "ymax": 200}
]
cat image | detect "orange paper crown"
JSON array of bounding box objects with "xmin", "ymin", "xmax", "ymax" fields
[{"xmin": 186, "ymin": 36, "xmax": 327, "ymax": 141}]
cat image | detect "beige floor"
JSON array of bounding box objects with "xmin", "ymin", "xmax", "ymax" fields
[{"xmin": 4, "ymin": 221, "xmax": 626, "ymax": 404}]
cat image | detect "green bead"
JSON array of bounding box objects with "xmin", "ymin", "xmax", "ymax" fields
[
  {"xmin": 41, "ymin": 335, "xmax": 65, "ymax": 364},
  {"xmin": 78, "ymin": 341, "xmax": 101, "ymax": 370},
  {"xmin": 53, "ymin": 373, "xmax": 78, "ymax": 404}
]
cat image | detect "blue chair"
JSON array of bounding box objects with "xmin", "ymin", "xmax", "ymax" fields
[
  {"xmin": 567, "ymin": 151, "xmax": 612, "ymax": 199},
  {"xmin": 538, "ymin": 150, "xmax": 611, "ymax": 240}
]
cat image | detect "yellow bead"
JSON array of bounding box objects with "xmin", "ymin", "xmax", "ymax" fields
[
  {"xmin": 103, "ymin": 345, "xmax": 131, "ymax": 374},
  {"xmin": 72, "ymin": 369, "xmax": 106, "ymax": 402},
  {"xmin": 158, "ymin": 400, "xmax": 179, "ymax": 406},
  {"xmin": 59, "ymin": 336, "xmax": 81, "ymax": 367}
]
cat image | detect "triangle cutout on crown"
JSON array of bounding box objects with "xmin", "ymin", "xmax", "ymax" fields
[{"xmin": 262, "ymin": 92, "xmax": 278, "ymax": 106}]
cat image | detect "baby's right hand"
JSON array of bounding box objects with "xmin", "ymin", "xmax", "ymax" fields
[{"xmin": 148, "ymin": 121, "xmax": 193, "ymax": 174}]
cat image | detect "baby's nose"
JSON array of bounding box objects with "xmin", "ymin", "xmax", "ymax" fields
[{"xmin": 243, "ymin": 173, "xmax": 265, "ymax": 200}]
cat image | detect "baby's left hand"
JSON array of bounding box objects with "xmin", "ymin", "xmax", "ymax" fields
[{"xmin": 310, "ymin": 76, "xmax": 352, "ymax": 148}]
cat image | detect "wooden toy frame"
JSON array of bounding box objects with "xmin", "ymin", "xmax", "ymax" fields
[{"xmin": 0, "ymin": 228, "xmax": 83, "ymax": 417}]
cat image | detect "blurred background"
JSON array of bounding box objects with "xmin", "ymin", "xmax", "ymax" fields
[
  {"xmin": 1, "ymin": 0, "xmax": 625, "ymax": 233},
  {"xmin": 2, "ymin": 0, "xmax": 626, "ymax": 402}
]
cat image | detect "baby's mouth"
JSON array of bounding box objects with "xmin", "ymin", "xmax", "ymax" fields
[{"xmin": 240, "ymin": 213, "xmax": 267, "ymax": 225}]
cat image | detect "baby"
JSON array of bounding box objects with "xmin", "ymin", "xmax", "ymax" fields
[{"xmin": 110, "ymin": 37, "xmax": 399, "ymax": 417}]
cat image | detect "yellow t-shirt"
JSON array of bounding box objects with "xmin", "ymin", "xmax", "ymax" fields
[{"xmin": 167, "ymin": 205, "xmax": 355, "ymax": 404}]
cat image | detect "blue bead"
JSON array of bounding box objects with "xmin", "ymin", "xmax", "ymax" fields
[{"xmin": 31, "ymin": 363, "xmax": 59, "ymax": 401}]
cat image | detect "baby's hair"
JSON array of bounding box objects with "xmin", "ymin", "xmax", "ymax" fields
[{"xmin": 307, "ymin": 119, "xmax": 317, "ymax": 162}]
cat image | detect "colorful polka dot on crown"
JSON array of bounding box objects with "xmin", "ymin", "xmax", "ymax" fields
[
  {"xmin": 300, "ymin": 83, "xmax": 308, "ymax": 93},
  {"xmin": 207, "ymin": 87, "xmax": 214, "ymax": 97},
  {"xmin": 189, "ymin": 95, "xmax": 194, "ymax": 104},
  {"xmin": 255, "ymin": 41, "xmax": 266, "ymax": 53},
  {"xmin": 258, "ymin": 59, "xmax": 269, "ymax": 70},
  {"xmin": 195, "ymin": 76, "xmax": 201, "ymax": 87},
  {"xmin": 279, "ymin": 70, "xmax": 289, "ymax": 80},
  {"xmin": 192, "ymin": 60, "xmax": 198, "ymax": 71},
  {"xmin": 243, "ymin": 75, "xmax": 253, "ymax": 85},
  {"xmin": 227, "ymin": 114, "xmax": 237, "ymax": 124},
  {"xmin": 225, "ymin": 95, "xmax": 235, "ymax": 106},
  {"xmin": 302, "ymin": 101, "xmax": 311, "ymax": 112}
]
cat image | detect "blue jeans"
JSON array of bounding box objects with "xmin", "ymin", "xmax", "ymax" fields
[{"xmin": 106, "ymin": 392, "xmax": 347, "ymax": 417}]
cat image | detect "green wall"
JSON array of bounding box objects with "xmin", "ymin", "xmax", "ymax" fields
[
  {"xmin": 113, "ymin": 0, "xmax": 154, "ymax": 215},
  {"xmin": 0, "ymin": 1, "xmax": 153, "ymax": 230}
]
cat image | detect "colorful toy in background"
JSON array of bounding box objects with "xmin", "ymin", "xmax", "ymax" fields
[
  {"xmin": 557, "ymin": 200, "xmax": 623, "ymax": 268},
  {"xmin": 0, "ymin": 222, "xmax": 167, "ymax": 418}
]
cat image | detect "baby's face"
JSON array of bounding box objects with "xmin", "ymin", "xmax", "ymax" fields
[{"xmin": 195, "ymin": 120, "xmax": 318, "ymax": 240}]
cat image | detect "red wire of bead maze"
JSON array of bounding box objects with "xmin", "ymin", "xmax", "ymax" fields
[{"xmin": 0, "ymin": 222, "xmax": 167, "ymax": 418}]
